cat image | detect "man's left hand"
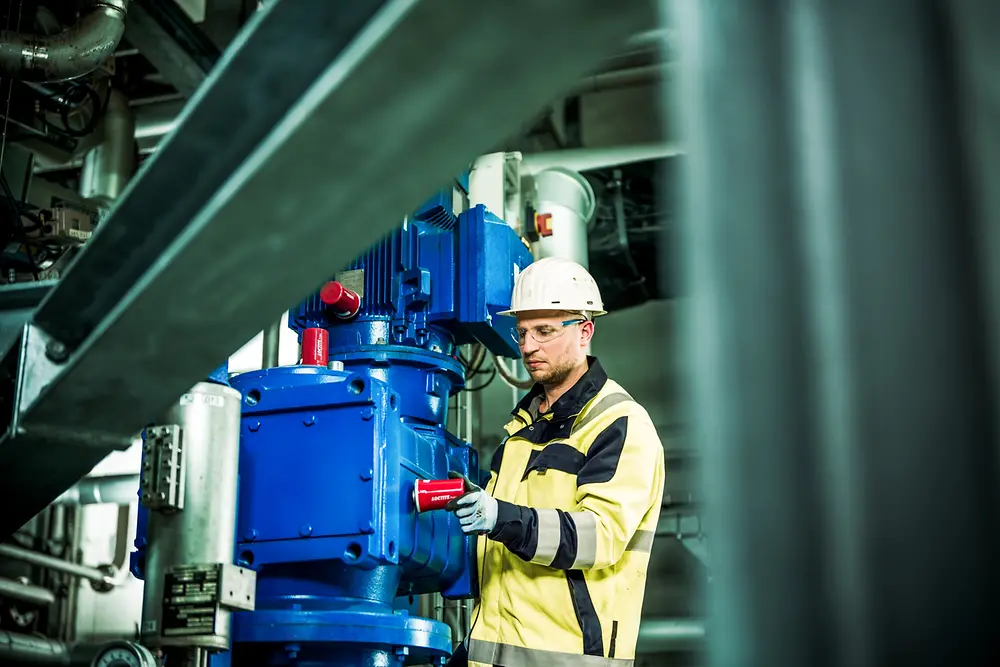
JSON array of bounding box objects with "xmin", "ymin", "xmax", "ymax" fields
[{"xmin": 445, "ymin": 471, "xmax": 497, "ymax": 534}]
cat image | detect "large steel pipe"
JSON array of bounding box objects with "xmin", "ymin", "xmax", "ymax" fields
[
  {"xmin": 0, "ymin": 577, "xmax": 56, "ymax": 607},
  {"xmin": 0, "ymin": 0, "xmax": 130, "ymax": 82},
  {"xmin": 0, "ymin": 544, "xmax": 113, "ymax": 588}
]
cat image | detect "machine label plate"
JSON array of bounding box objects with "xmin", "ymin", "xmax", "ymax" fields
[
  {"xmin": 161, "ymin": 565, "xmax": 220, "ymax": 636},
  {"xmin": 335, "ymin": 269, "xmax": 365, "ymax": 297}
]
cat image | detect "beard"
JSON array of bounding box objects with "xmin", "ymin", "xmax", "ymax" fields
[{"xmin": 525, "ymin": 357, "xmax": 576, "ymax": 386}]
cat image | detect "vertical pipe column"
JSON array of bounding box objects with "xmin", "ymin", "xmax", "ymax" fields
[
  {"xmin": 140, "ymin": 382, "xmax": 243, "ymax": 652},
  {"xmin": 80, "ymin": 89, "xmax": 136, "ymax": 209},
  {"xmin": 261, "ymin": 319, "xmax": 281, "ymax": 369},
  {"xmin": 672, "ymin": 1, "xmax": 1000, "ymax": 667}
]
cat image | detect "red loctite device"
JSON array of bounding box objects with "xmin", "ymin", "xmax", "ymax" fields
[
  {"xmin": 413, "ymin": 478, "xmax": 467, "ymax": 512},
  {"xmin": 301, "ymin": 327, "xmax": 329, "ymax": 366}
]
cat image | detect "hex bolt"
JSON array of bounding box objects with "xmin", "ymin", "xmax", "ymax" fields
[
  {"xmin": 248, "ymin": 421, "xmax": 261, "ymax": 432},
  {"xmin": 361, "ymin": 407, "xmax": 374, "ymax": 421},
  {"xmin": 45, "ymin": 339, "xmax": 68, "ymax": 363},
  {"xmin": 299, "ymin": 524, "xmax": 313, "ymax": 537},
  {"xmin": 302, "ymin": 415, "xmax": 316, "ymax": 427},
  {"xmin": 243, "ymin": 529, "xmax": 258, "ymax": 542},
  {"xmin": 359, "ymin": 469, "xmax": 373, "ymax": 481},
  {"xmin": 359, "ymin": 520, "xmax": 374, "ymax": 534}
]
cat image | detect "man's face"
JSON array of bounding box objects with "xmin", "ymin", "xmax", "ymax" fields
[{"xmin": 516, "ymin": 310, "xmax": 593, "ymax": 385}]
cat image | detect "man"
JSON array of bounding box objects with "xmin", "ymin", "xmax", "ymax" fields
[{"xmin": 446, "ymin": 256, "xmax": 666, "ymax": 667}]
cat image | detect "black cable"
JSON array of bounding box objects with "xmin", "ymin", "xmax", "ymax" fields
[
  {"xmin": 0, "ymin": 171, "xmax": 41, "ymax": 278},
  {"xmin": 463, "ymin": 365, "xmax": 496, "ymax": 392}
]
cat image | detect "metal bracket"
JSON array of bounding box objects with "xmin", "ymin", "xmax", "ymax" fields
[
  {"xmin": 141, "ymin": 425, "xmax": 185, "ymax": 512},
  {"xmin": 218, "ymin": 563, "xmax": 256, "ymax": 612}
]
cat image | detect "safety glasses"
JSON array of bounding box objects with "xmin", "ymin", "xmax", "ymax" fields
[{"xmin": 516, "ymin": 318, "xmax": 586, "ymax": 345}]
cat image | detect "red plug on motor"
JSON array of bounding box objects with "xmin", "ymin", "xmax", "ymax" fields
[
  {"xmin": 320, "ymin": 281, "xmax": 361, "ymax": 319},
  {"xmin": 413, "ymin": 478, "xmax": 468, "ymax": 512}
]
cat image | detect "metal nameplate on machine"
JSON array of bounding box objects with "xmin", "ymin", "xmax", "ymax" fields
[{"xmin": 161, "ymin": 563, "xmax": 256, "ymax": 638}]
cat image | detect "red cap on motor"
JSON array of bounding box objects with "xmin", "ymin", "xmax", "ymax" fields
[
  {"xmin": 301, "ymin": 327, "xmax": 329, "ymax": 366},
  {"xmin": 320, "ymin": 281, "xmax": 361, "ymax": 319}
]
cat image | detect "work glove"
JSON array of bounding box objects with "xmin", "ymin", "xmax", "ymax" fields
[{"xmin": 445, "ymin": 471, "xmax": 497, "ymax": 535}]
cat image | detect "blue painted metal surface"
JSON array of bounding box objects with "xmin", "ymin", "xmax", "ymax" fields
[
  {"xmin": 291, "ymin": 204, "xmax": 528, "ymax": 361},
  {"xmin": 133, "ymin": 193, "xmax": 530, "ymax": 666}
]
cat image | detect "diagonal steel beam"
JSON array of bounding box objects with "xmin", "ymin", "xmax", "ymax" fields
[
  {"xmin": 0, "ymin": 0, "xmax": 656, "ymax": 537},
  {"xmin": 33, "ymin": 0, "xmax": 388, "ymax": 349},
  {"xmin": 124, "ymin": 0, "xmax": 221, "ymax": 97}
]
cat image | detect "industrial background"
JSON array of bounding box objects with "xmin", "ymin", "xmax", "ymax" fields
[{"xmin": 1, "ymin": 0, "xmax": 997, "ymax": 666}]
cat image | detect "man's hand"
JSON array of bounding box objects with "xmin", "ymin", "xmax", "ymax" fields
[{"xmin": 445, "ymin": 471, "xmax": 497, "ymax": 535}]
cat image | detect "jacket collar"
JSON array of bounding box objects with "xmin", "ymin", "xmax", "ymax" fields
[{"xmin": 512, "ymin": 356, "xmax": 608, "ymax": 420}]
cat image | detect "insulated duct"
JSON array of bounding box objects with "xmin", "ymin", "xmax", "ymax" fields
[
  {"xmin": 53, "ymin": 473, "xmax": 138, "ymax": 505},
  {"xmin": 0, "ymin": 0, "xmax": 130, "ymax": 82},
  {"xmin": 80, "ymin": 88, "xmax": 136, "ymax": 207}
]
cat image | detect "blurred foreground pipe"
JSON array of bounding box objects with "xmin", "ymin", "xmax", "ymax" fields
[
  {"xmin": 673, "ymin": 1, "xmax": 1000, "ymax": 666},
  {"xmin": 0, "ymin": 577, "xmax": 56, "ymax": 607},
  {"xmin": 637, "ymin": 618, "xmax": 705, "ymax": 654}
]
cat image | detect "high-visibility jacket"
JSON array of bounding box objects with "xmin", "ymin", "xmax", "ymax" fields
[{"xmin": 467, "ymin": 357, "xmax": 665, "ymax": 667}]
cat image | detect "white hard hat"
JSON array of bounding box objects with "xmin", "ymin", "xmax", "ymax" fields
[{"xmin": 499, "ymin": 257, "xmax": 606, "ymax": 317}]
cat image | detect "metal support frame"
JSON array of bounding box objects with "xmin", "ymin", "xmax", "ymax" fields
[
  {"xmin": 0, "ymin": 0, "xmax": 654, "ymax": 537},
  {"xmin": 674, "ymin": 1, "xmax": 1000, "ymax": 666},
  {"xmin": 124, "ymin": 0, "xmax": 222, "ymax": 97}
]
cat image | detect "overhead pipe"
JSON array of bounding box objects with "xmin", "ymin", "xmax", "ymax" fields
[
  {"xmin": 0, "ymin": 576, "xmax": 56, "ymax": 607},
  {"xmin": 521, "ymin": 143, "xmax": 683, "ymax": 175},
  {"xmin": 0, "ymin": 544, "xmax": 115, "ymax": 590},
  {"xmin": 53, "ymin": 473, "xmax": 138, "ymax": 505},
  {"xmin": 0, "ymin": 0, "xmax": 130, "ymax": 82},
  {"xmin": 568, "ymin": 63, "xmax": 674, "ymax": 97}
]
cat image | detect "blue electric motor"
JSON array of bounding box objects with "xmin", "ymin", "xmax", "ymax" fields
[{"xmin": 222, "ymin": 197, "xmax": 530, "ymax": 666}]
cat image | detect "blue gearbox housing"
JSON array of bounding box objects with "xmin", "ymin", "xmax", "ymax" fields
[{"xmin": 225, "ymin": 197, "xmax": 531, "ymax": 666}]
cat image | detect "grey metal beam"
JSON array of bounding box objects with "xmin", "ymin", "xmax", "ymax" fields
[
  {"xmin": 0, "ymin": 0, "xmax": 656, "ymax": 537},
  {"xmin": 32, "ymin": 0, "xmax": 388, "ymax": 351},
  {"xmin": 673, "ymin": 2, "xmax": 1000, "ymax": 667},
  {"xmin": 124, "ymin": 0, "xmax": 221, "ymax": 97}
]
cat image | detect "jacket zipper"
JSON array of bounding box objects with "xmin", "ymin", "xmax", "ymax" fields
[{"xmin": 609, "ymin": 620, "xmax": 619, "ymax": 658}]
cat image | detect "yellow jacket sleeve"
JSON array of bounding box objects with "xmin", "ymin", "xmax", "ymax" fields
[{"xmin": 487, "ymin": 409, "xmax": 664, "ymax": 570}]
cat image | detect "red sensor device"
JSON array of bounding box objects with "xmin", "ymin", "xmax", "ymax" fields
[{"xmin": 413, "ymin": 479, "xmax": 467, "ymax": 512}]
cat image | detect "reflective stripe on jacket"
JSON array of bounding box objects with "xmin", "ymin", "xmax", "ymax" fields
[{"xmin": 469, "ymin": 357, "xmax": 665, "ymax": 667}]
